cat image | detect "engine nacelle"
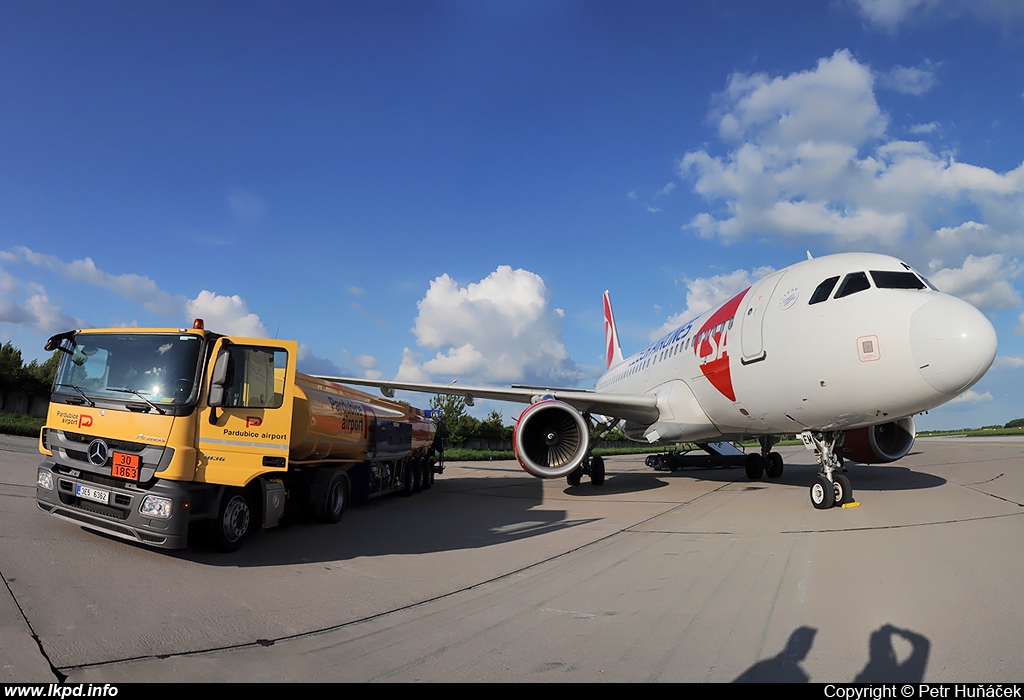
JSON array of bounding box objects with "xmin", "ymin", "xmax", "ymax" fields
[
  {"xmin": 840, "ymin": 416, "xmax": 916, "ymax": 464},
  {"xmin": 513, "ymin": 400, "xmax": 590, "ymax": 478}
]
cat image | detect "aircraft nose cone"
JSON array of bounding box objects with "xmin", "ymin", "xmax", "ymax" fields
[{"xmin": 910, "ymin": 296, "xmax": 997, "ymax": 396}]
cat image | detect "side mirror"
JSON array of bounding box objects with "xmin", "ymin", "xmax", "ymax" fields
[{"xmin": 45, "ymin": 330, "xmax": 76, "ymax": 355}]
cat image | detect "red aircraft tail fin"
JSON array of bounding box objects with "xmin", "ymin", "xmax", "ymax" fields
[{"xmin": 603, "ymin": 290, "xmax": 625, "ymax": 371}]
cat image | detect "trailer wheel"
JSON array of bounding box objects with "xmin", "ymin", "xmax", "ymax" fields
[
  {"xmin": 322, "ymin": 472, "xmax": 348, "ymax": 524},
  {"xmin": 412, "ymin": 458, "xmax": 424, "ymax": 493},
  {"xmin": 422, "ymin": 457, "xmax": 433, "ymax": 490},
  {"xmin": 213, "ymin": 488, "xmax": 251, "ymax": 552},
  {"xmin": 402, "ymin": 459, "xmax": 415, "ymax": 497}
]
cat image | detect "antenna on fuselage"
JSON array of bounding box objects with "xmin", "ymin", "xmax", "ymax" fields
[{"xmin": 806, "ymin": 250, "xmax": 814, "ymax": 260}]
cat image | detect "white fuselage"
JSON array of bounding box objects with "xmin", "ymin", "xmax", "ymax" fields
[{"xmin": 595, "ymin": 253, "xmax": 997, "ymax": 444}]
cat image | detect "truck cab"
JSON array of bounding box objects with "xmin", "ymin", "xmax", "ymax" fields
[{"xmin": 36, "ymin": 324, "xmax": 298, "ymax": 549}]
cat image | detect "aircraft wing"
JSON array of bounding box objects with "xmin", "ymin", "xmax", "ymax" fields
[{"xmin": 311, "ymin": 375, "xmax": 660, "ymax": 424}]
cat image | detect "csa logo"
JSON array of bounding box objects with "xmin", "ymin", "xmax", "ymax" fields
[{"xmin": 694, "ymin": 288, "xmax": 748, "ymax": 402}]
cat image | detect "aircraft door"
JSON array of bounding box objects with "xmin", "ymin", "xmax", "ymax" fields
[{"xmin": 739, "ymin": 271, "xmax": 786, "ymax": 364}]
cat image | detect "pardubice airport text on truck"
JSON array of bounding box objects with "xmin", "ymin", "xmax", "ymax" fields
[{"xmin": 35, "ymin": 320, "xmax": 442, "ymax": 552}]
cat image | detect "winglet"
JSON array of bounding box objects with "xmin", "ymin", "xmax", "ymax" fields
[{"xmin": 603, "ymin": 290, "xmax": 625, "ymax": 370}]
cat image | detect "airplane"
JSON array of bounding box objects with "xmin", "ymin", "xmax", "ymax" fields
[{"xmin": 316, "ymin": 252, "xmax": 998, "ymax": 509}]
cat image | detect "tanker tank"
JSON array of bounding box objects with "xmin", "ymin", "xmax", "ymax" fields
[{"xmin": 288, "ymin": 373, "xmax": 436, "ymax": 464}]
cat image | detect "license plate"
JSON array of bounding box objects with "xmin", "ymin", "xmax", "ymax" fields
[
  {"xmin": 76, "ymin": 484, "xmax": 110, "ymax": 505},
  {"xmin": 111, "ymin": 452, "xmax": 140, "ymax": 481}
]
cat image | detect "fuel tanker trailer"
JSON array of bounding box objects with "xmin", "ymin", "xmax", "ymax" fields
[{"xmin": 35, "ymin": 321, "xmax": 441, "ymax": 551}]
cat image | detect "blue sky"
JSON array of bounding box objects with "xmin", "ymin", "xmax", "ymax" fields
[{"xmin": 2, "ymin": 0, "xmax": 1024, "ymax": 430}]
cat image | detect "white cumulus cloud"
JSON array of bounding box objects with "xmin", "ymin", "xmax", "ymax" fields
[
  {"xmin": 0, "ymin": 267, "xmax": 81, "ymax": 333},
  {"xmin": 851, "ymin": 0, "xmax": 1024, "ymax": 31},
  {"xmin": 651, "ymin": 267, "xmax": 774, "ymax": 339},
  {"xmin": 404, "ymin": 266, "xmax": 582, "ymax": 386},
  {"xmin": 1, "ymin": 246, "xmax": 182, "ymax": 317},
  {"xmin": 680, "ymin": 49, "xmax": 1024, "ymax": 298},
  {"xmin": 879, "ymin": 63, "xmax": 938, "ymax": 96},
  {"xmin": 185, "ymin": 291, "xmax": 268, "ymax": 337},
  {"xmin": 949, "ymin": 389, "xmax": 993, "ymax": 404},
  {"xmin": 928, "ymin": 254, "xmax": 1021, "ymax": 310}
]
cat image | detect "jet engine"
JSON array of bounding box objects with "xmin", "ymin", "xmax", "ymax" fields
[
  {"xmin": 513, "ymin": 399, "xmax": 590, "ymax": 478},
  {"xmin": 839, "ymin": 416, "xmax": 916, "ymax": 464}
]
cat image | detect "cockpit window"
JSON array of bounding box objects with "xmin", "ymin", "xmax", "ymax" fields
[
  {"xmin": 809, "ymin": 276, "xmax": 840, "ymax": 305},
  {"xmin": 870, "ymin": 270, "xmax": 926, "ymax": 290},
  {"xmin": 834, "ymin": 272, "xmax": 871, "ymax": 299}
]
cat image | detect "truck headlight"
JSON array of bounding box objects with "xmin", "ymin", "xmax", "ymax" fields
[
  {"xmin": 139, "ymin": 495, "xmax": 173, "ymax": 519},
  {"xmin": 37, "ymin": 468, "xmax": 53, "ymax": 491}
]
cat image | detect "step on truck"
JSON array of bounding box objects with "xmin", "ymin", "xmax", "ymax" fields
[{"xmin": 35, "ymin": 320, "xmax": 441, "ymax": 551}]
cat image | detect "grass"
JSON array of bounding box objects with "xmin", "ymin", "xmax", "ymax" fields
[
  {"xmin": 918, "ymin": 427, "xmax": 1024, "ymax": 438},
  {"xmin": 0, "ymin": 412, "xmax": 44, "ymax": 438}
]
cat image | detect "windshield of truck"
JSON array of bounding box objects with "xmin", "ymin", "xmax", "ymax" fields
[{"xmin": 55, "ymin": 333, "xmax": 203, "ymax": 405}]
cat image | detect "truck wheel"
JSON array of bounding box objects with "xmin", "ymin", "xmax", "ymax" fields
[
  {"xmin": 422, "ymin": 457, "xmax": 433, "ymax": 490},
  {"xmin": 402, "ymin": 459, "xmax": 414, "ymax": 497},
  {"xmin": 213, "ymin": 489, "xmax": 251, "ymax": 552},
  {"xmin": 321, "ymin": 472, "xmax": 348, "ymax": 524},
  {"xmin": 412, "ymin": 458, "xmax": 424, "ymax": 493}
]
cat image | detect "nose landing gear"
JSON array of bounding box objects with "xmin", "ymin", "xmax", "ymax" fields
[{"xmin": 802, "ymin": 430, "xmax": 858, "ymax": 509}]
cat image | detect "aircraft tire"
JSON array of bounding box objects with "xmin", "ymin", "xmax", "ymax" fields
[
  {"xmin": 567, "ymin": 466, "xmax": 583, "ymax": 486},
  {"xmin": 590, "ymin": 456, "xmax": 605, "ymax": 486},
  {"xmin": 834, "ymin": 474, "xmax": 853, "ymax": 505},
  {"xmin": 766, "ymin": 452, "xmax": 784, "ymax": 478},
  {"xmin": 810, "ymin": 475, "xmax": 835, "ymax": 509},
  {"xmin": 744, "ymin": 453, "xmax": 765, "ymax": 480}
]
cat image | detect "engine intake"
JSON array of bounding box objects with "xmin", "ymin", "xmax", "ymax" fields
[
  {"xmin": 514, "ymin": 400, "xmax": 590, "ymax": 478},
  {"xmin": 840, "ymin": 416, "xmax": 916, "ymax": 464}
]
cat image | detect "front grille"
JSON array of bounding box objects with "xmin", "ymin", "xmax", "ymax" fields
[
  {"xmin": 62, "ymin": 431, "xmax": 148, "ymax": 453},
  {"xmin": 64, "ymin": 497, "xmax": 130, "ymax": 521},
  {"xmin": 56, "ymin": 481, "xmax": 132, "ymax": 520},
  {"xmin": 65, "ymin": 448, "xmax": 89, "ymax": 464}
]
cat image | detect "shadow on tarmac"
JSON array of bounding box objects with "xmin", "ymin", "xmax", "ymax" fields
[
  {"xmin": 65, "ymin": 452, "xmax": 944, "ymax": 567},
  {"xmin": 734, "ymin": 623, "xmax": 930, "ymax": 683},
  {"xmin": 640, "ymin": 454, "xmax": 946, "ymax": 493}
]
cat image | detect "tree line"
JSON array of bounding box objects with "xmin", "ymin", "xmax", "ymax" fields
[
  {"xmin": 427, "ymin": 393, "xmax": 628, "ymax": 447},
  {"xmin": 0, "ymin": 342, "xmax": 59, "ymax": 395}
]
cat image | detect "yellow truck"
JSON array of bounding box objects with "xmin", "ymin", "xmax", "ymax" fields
[{"xmin": 35, "ymin": 321, "xmax": 440, "ymax": 551}]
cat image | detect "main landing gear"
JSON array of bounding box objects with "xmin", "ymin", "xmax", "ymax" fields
[
  {"xmin": 802, "ymin": 430, "xmax": 855, "ymax": 509},
  {"xmin": 567, "ymin": 455, "xmax": 605, "ymax": 486},
  {"xmin": 745, "ymin": 435, "xmax": 785, "ymax": 480},
  {"xmin": 566, "ymin": 413, "xmax": 614, "ymax": 487}
]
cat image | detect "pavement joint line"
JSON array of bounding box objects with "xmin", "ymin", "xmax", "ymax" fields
[{"xmin": 2, "ymin": 565, "xmax": 67, "ymax": 683}]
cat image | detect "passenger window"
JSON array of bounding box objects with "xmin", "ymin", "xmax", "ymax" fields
[
  {"xmin": 834, "ymin": 272, "xmax": 871, "ymax": 299},
  {"xmin": 809, "ymin": 276, "xmax": 840, "ymax": 305}
]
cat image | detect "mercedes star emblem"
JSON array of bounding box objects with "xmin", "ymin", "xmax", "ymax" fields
[{"xmin": 87, "ymin": 439, "xmax": 109, "ymax": 467}]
